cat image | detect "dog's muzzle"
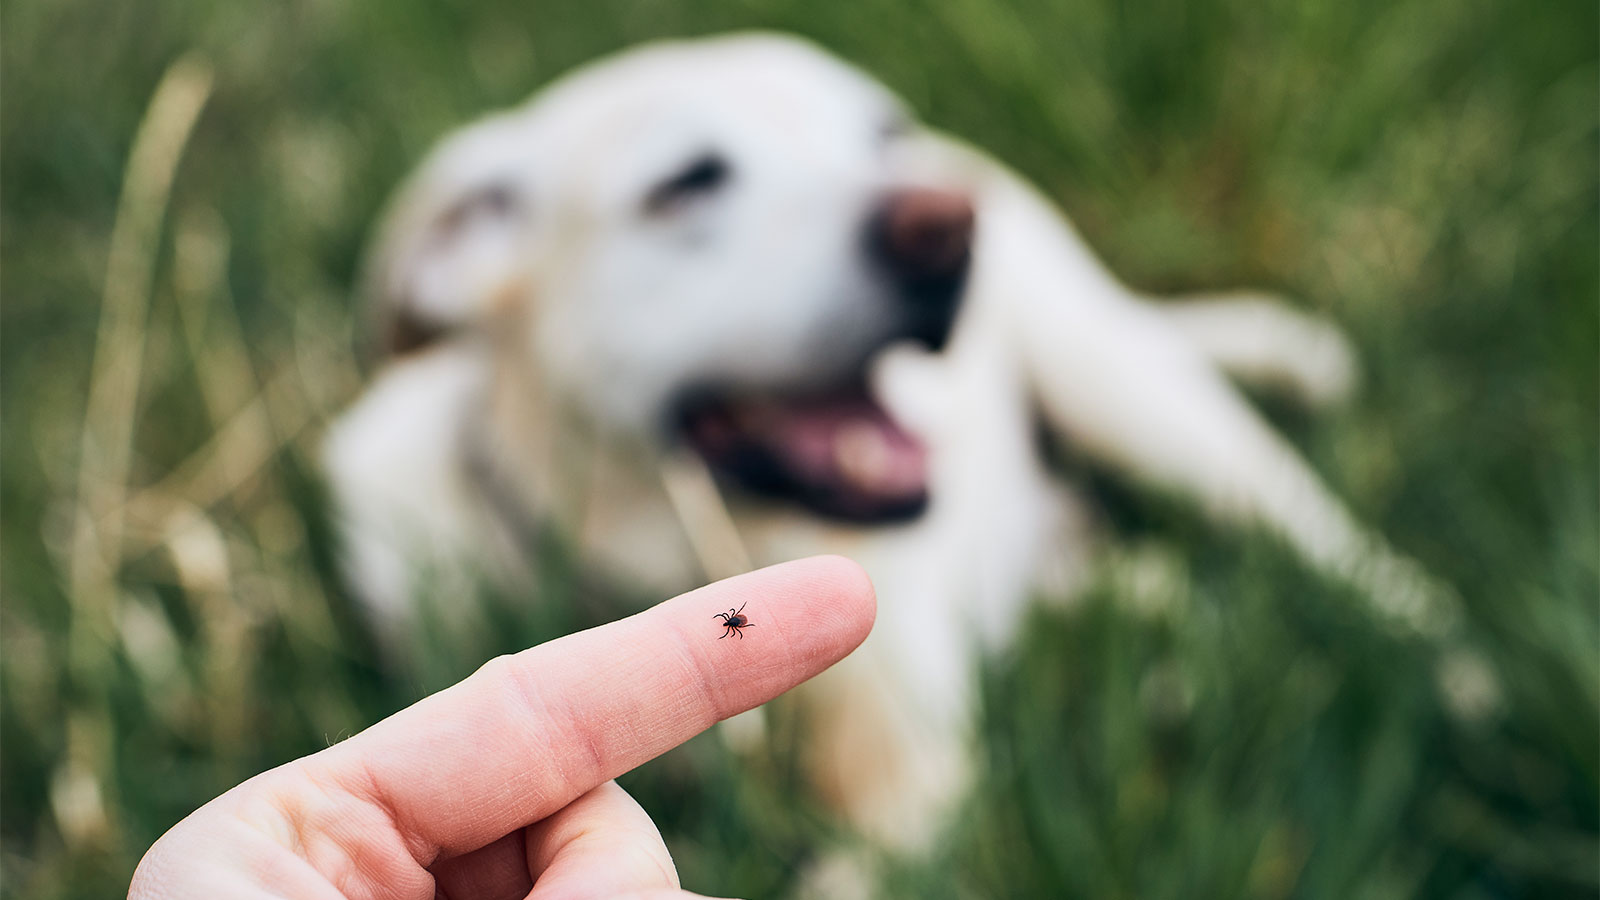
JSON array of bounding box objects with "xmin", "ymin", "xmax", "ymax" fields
[{"xmin": 672, "ymin": 188, "xmax": 976, "ymax": 524}]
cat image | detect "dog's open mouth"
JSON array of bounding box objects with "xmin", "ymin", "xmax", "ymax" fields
[{"xmin": 676, "ymin": 382, "xmax": 928, "ymax": 522}]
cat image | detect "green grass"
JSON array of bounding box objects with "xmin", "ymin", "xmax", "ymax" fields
[{"xmin": 2, "ymin": 0, "xmax": 1595, "ymax": 897}]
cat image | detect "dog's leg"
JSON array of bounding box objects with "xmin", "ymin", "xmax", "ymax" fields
[
  {"xmin": 800, "ymin": 620, "xmax": 974, "ymax": 855},
  {"xmin": 322, "ymin": 343, "xmax": 518, "ymax": 664},
  {"xmin": 1155, "ymin": 292, "xmax": 1359, "ymax": 409},
  {"xmin": 967, "ymin": 168, "xmax": 1459, "ymax": 638}
]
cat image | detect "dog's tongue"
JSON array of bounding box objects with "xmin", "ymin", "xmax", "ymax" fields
[
  {"xmin": 682, "ymin": 391, "xmax": 929, "ymax": 519},
  {"xmin": 756, "ymin": 397, "xmax": 927, "ymax": 501}
]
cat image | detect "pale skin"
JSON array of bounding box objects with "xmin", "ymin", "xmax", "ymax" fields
[{"xmin": 128, "ymin": 556, "xmax": 876, "ymax": 900}]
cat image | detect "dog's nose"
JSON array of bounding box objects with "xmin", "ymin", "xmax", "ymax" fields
[{"xmin": 871, "ymin": 188, "xmax": 975, "ymax": 283}]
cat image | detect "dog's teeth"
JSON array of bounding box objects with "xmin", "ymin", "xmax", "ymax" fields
[{"xmin": 834, "ymin": 422, "xmax": 894, "ymax": 489}]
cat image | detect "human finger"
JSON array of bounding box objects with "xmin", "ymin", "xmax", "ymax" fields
[
  {"xmin": 317, "ymin": 556, "xmax": 875, "ymax": 858},
  {"xmin": 523, "ymin": 780, "xmax": 676, "ymax": 898}
]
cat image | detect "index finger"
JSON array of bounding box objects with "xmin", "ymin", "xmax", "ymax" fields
[{"xmin": 318, "ymin": 555, "xmax": 874, "ymax": 857}]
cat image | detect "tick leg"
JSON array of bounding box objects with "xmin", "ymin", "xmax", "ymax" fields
[
  {"xmin": 735, "ymin": 601, "xmax": 747, "ymax": 615},
  {"xmin": 719, "ymin": 629, "xmax": 729, "ymax": 639}
]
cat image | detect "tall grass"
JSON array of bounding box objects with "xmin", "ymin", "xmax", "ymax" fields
[{"xmin": 3, "ymin": 0, "xmax": 1595, "ymax": 897}]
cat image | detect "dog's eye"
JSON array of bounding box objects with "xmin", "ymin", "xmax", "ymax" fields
[
  {"xmin": 472, "ymin": 183, "xmax": 520, "ymax": 217},
  {"xmin": 644, "ymin": 153, "xmax": 730, "ymax": 215}
]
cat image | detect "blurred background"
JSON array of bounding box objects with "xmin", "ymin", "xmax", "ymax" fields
[{"xmin": 3, "ymin": 0, "xmax": 1596, "ymax": 897}]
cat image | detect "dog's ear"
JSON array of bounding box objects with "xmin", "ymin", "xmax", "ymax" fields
[{"xmin": 362, "ymin": 115, "xmax": 534, "ymax": 358}]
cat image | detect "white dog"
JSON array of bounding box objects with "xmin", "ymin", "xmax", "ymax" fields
[{"xmin": 324, "ymin": 33, "xmax": 1455, "ymax": 854}]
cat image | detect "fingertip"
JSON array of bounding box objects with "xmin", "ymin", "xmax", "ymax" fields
[
  {"xmin": 737, "ymin": 556, "xmax": 875, "ymax": 658},
  {"xmin": 795, "ymin": 554, "xmax": 877, "ymax": 648},
  {"xmin": 675, "ymin": 556, "xmax": 876, "ymax": 705}
]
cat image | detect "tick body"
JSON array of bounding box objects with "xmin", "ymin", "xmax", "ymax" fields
[{"xmin": 714, "ymin": 602, "xmax": 755, "ymax": 639}]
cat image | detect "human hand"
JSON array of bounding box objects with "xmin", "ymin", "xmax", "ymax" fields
[{"xmin": 128, "ymin": 556, "xmax": 875, "ymax": 899}]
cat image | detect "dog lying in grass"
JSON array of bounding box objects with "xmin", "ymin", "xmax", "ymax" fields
[{"xmin": 324, "ymin": 32, "xmax": 1456, "ymax": 854}]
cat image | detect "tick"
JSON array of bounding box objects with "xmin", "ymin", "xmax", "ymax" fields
[{"xmin": 714, "ymin": 603, "xmax": 755, "ymax": 639}]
